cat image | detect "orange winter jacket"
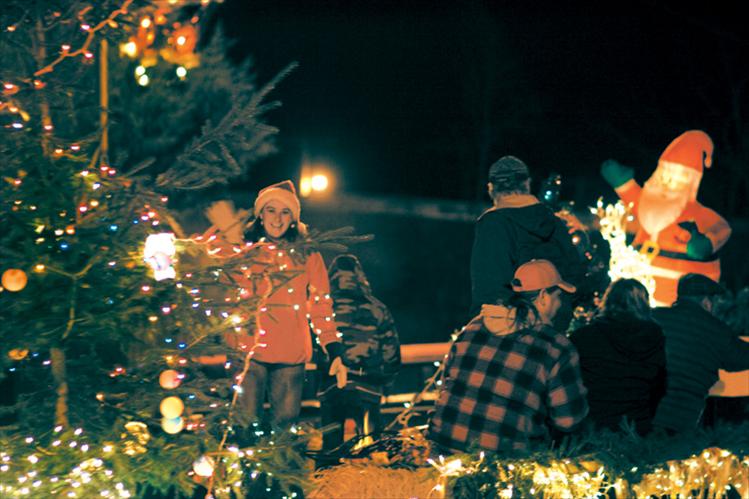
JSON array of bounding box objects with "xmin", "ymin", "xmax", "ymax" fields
[{"xmin": 218, "ymin": 241, "xmax": 339, "ymax": 364}]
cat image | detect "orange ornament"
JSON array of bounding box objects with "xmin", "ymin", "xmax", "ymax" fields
[
  {"xmin": 2, "ymin": 268, "xmax": 28, "ymax": 292},
  {"xmin": 8, "ymin": 349, "xmax": 29, "ymax": 361},
  {"xmin": 171, "ymin": 25, "xmax": 197, "ymax": 55},
  {"xmin": 159, "ymin": 369, "xmax": 182, "ymax": 389}
]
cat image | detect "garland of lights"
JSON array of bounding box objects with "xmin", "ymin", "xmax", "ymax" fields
[{"xmin": 422, "ymin": 445, "xmax": 749, "ymax": 499}]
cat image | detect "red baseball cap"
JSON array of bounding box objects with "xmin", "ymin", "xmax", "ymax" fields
[{"xmin": 511, "ymin": 259, "xmax": 576, "ymax": 293}]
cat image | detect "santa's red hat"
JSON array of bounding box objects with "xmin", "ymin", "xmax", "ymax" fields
[{"xmin": 658, "ymin": 130, "xmax": 714, "ymax": 174}]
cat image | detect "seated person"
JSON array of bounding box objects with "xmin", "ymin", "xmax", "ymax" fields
[
  {"xmin": 653, "ymin": 273, "xmax": 749, "ymax": 433},
  {"xmin": 570, "ymin": 279, "xmax": 666, "ymax": 434},
  {"xmin": 428, "ymin": 259, "xmax": 588, "ymax": 453}
]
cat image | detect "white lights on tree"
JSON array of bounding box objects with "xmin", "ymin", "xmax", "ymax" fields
[
  {"xmin": 159, "ymin": 395, "xmax": 184, "ymax": 418},
  {"xmin": 593, "ymin": 200, "xmax": 656, "ymax": 304},
  {"xmin": 161, "ymin": 416, "xmax": 185, "ymax": 434},
  {"xmin": 192, "ymin": 455, "xmax": 215, "ymax": 477},
  {"xmin": 144, "ymin": 233, "xmax": 176, "ymax": 281}
]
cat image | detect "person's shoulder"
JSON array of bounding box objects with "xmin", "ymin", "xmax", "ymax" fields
[
  {"xmin": 654, "ymin": 302, "xmax": 724, "ymax": 328},
  {"xmin": 652, "ymin": 305, "xmax": 676, "ymax": 320},
  {"xmin": 526, "ymin": 325, "xmax": 572, "ymax": 348},
  {"xmin": 457, "ymin": 317, "xmax": 491, "ymax": 341},
  {"xmin": 632, "ymin": 316, "xmax": 663, "ymax": 333},
  {"xmin": 302, "ymin": 250, "xmax": 324, "ymax": 266},
  {"xmin": 477, "ymin": 207, "xmax": 510, "ymax": 223},
  {"xmin": 568, "ymin": 321, "xmax": 599, "ymax": 342}
]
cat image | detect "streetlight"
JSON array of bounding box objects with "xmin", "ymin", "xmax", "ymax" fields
[
  {"xmin": 310, "ymin": 173, "xmax": 329, "ymax": 192},
  {"xmin": 300, "ymin": 164, "xmax": 333, "ymax": 197}
]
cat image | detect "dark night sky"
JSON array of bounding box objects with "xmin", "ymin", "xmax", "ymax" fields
[{"xmin": 215, "ymin": 1, "xmax": 749, "ymax": 214}]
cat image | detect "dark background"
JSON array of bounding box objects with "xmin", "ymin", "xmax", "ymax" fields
[
  {"xmin": 216, "ymin": 0, "xmax": 749, "ymax": 216},
  {"xmin": 197, "ymin": 1, "xmax": 749, "ymax": 344}
]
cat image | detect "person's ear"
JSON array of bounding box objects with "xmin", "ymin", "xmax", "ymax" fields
[
  {"xmin": 487, "ymin": 182, "xmax": 495, "ymax": 196},
  {"xmin": 536, "ymin": 288, "xmax": 549, "ymax": 307}
]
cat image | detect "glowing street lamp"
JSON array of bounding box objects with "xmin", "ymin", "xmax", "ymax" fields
[
  {"xmin": 310, "ymin": 173, "xmax": 328, "ymax": 192},
  {"xmin": 300, "ymin": 165, "xmax": 332, "ymax": 197}
]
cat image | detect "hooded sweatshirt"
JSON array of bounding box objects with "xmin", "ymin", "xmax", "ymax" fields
[
  {"xmin": 429, "ymin": 304, "xmax": 588, "ymax": 453},
  {"xmin": 317, "ymin": 255, "xmax": 401, "ymax": 402},
  {"xmin": 569, "ymin": 315, "xmax": 666, "ymax": 434},
  {"xmin": 470, "ymin": 194, "xmax": 583, "ymax": 316}
]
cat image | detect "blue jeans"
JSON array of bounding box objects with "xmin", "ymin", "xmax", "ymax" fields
[{"xmin": 239, "ymin": 360, "xmax": 305, "ymax": 428}]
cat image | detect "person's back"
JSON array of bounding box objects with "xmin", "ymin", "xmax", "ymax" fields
[
  {"xmin": 569, "ymin": 278, "xmax": 665, "ymax": 434},
  {"xmin": 570, "ymin": 315, "xmax": 665, "ymax": 433},
  {"xmin": 431, "ymin": 260, "xmax": 588, "ymax": 453},
  {"xmin": 653, "ymin": 274, "xmax": 749, "ymax": 433},
  {"xmin": 319, "ymin": 254, "xmax": 401, "ymax": 396},
  {"xmin": 469, "ymin": 156, "xmax": 584, "ymax": 321},
  {"xmin": 429, "ymin": 309, "xmax": 587, "ymax": 452},
  {"xmin": 471, "ymin": 203, "xmax": 582, "ymax": 315},
  {"xmin": 318, "ymin": 254, "xmax": 401, "ymax": 453}
]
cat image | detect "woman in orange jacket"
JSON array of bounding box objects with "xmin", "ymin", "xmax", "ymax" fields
[{"xmin": 206, "ymin": 180, "xmax": 345, "ymax": 428}]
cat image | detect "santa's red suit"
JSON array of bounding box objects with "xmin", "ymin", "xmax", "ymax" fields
[{"xmin": 602, "ymin": 130, "xmax": 731, "ymax": 305}]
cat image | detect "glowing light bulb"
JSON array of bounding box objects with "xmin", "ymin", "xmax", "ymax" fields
[
  {"xmin": 311, "ymin": 174, "xmax": 329, "ymax": 191},
  {"xmin": 121, "ymin": 41, "xmax": 137, "ymax": 58}
]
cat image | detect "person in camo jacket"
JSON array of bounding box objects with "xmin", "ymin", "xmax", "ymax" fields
[{"xmin": 317, "ymin": 254, "xmax": 401, "ymax": 455}]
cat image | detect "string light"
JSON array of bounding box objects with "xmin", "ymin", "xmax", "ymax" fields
[{"xmin": 593, "ymin": 200, "xmax": 656, "ymax": 303}]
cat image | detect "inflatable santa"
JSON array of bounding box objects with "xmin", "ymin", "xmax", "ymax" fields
[{"xmin": 601, "ymin": 130, "xmax": 731, "ymax": 305}]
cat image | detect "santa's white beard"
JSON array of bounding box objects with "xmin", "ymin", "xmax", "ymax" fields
[{"xmin": 637, "ymin": 180, "xmax": 690, "ymax": 239}]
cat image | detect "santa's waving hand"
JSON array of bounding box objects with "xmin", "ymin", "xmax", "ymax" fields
[{"xmin": 601, "ymin": 130, "xmax": 731, "ymax": 306}]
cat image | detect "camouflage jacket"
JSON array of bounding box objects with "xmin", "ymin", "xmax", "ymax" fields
[{"xmin": 318, "ymin": 255, "xmax": 401, "ymax": 401}]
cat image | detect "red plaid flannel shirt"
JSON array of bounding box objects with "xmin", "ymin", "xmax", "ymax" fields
[{"xmin": 428, "ymin": 317, "xmax": 588, "ymax": 452}]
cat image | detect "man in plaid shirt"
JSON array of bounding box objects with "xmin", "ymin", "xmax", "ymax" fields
[{"xmin": 429, "ymin": 259, "xmax": 588, "ymax": 453}]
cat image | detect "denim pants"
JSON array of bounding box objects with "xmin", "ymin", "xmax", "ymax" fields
[{"xmin": 238, "ymin": 360, "xmax": 305, "ymax": 428}]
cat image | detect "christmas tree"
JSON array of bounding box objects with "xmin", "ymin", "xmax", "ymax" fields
[{"xmin": 0, "ymin": 2, "xmax": 305, "ymax": 497}]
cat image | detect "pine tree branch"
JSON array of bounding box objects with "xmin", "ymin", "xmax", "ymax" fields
[
  {"xmin": 155, "ymin": 63, "xmax": 298, "ymax": 190},
  {"xmin": 33, "ymin": 0, "xmax": 134, "ymax": 77}
]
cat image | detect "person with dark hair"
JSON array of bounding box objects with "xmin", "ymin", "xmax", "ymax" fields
[
  {"xmin": 469, "ymin": 156, "xmax": 584, "ymax": 330},
  {"xmin": 204, "ymin": 180, "xmax": 345, "ymax": 429},
  {"xmin": 317, "ymin": 254, "xmax": 401, "ymax": 458},
  {"xmin": 429, "ymin": 259, "xmax": 588, "ymax": 453},
  {"xmin": 569, "ymin": 279, "xmax": 666, "ymax": 434},
  {"xmin": 652, "ymin": 273, "xmax": 749, "ymax": 433}
]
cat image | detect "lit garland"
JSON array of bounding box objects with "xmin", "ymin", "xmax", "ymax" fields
[
  {"xmin": 593, "ymin": 200, "xmax": 657, "ymax": 303},
  {"xmin": 633, "ymin": 448, "xmax": 749, "ymax": 498},
  {"xmin": 316, "ymin": 445, "xmax": 747, "ymax": 499},
  {"xmin": 0, "ymin": 427, "xmax": 133, "ymax": 498},
  {"xmin": 0, "ymin": 423, "xmax": 309, "ymax": 498}
]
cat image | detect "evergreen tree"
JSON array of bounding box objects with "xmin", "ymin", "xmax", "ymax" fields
[{"xmin": 0, "ymin": 2, "xmax": 305, "ymax": 497}]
